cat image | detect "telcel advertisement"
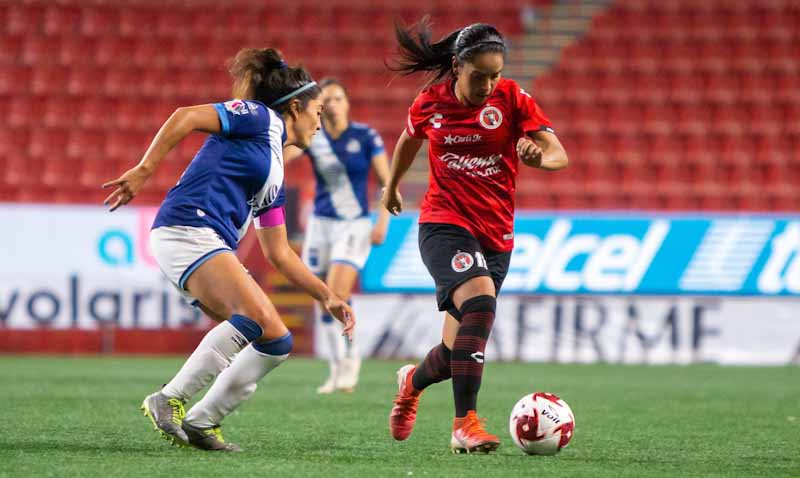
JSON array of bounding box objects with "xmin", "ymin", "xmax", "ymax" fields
[{"xmin": 363, "ymin": 213, "xmax": 800, "ymax": 296}]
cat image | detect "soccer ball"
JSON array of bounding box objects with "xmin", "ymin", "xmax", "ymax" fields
[{"xmin": 508, "ymin": 392, "xmax": 575, "ymax": 455}]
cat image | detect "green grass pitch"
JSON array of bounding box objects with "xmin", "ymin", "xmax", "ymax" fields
[{"xmin": 1, "ymin": 356, "xmax": 798, "ymax": 477}]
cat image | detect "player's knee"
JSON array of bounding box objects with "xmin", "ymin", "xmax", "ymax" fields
[
  {"xmin": 453, "ymin": 276, "xmax": 495, "ymax": 306},
  {"xmin": 458, "ymin": 295, "xmax": 496, "ymax": 316},
  {"xmin": 253, "ymin": 332, "xmax": 293, "ymax": 358},
  {"xmin": 244, "ymin": 304, "xmax": 281, "ymax": 331}
]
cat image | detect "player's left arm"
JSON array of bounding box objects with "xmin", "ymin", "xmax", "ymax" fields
[
  {"xmin": 518, "ymin": 130, "xmax": 569, "ymax": 171},
  {"xmin": 255, "ymin": 214, "xmax": 355, "ymax": 337},
  {"xmin": 370, "ymin": 151, "xmax": 392, "ymax": 245},
  {"xmin": 512, "ymin": 82, "xmax": 568, "ymax": 172}
]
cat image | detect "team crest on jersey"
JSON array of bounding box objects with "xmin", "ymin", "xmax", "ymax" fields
[
  {"xmin": 224, "ymin": 99, "xmax": 250, "ymax": 115},
  {"xmin": 451, "ymin": 251, "xmax": 475, "ymax": 272},
  {"xmin": 346, "ymin": 139, "xmax": 361, "ymax": 154},
  {"xmin": 478, "ymin": 106, "xmax": 503, "ymax": 130}
]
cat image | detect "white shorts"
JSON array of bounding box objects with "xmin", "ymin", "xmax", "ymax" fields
[
  {"xmin": 301, "ymin": 215, "xmax": 373, "ymax": 275},
  {"xmin": 150, "ymin": 225, "xmax": 233, "ymax": 304}
]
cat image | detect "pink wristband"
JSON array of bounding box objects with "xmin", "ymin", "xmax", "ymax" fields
[{"xmin": 254, "ymin": 207, "xmax": 285, "ymax": 229}]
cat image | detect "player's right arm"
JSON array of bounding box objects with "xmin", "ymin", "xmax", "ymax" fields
[
  {"xmin": 103, "ymin": 104, "xmax": 221, "ymax": 211},
  {"xmin": 382, "ymin": 130, "xmax": 424, "ymax": 215}
]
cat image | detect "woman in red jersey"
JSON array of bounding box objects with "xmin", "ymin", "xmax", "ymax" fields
[{"xmin": 383, "ymin": 19, "xmax": 568, "ymax": 453}]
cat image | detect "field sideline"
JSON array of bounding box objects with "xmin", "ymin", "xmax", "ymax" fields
[{"xmin": 1, "ymin": 356, "xmax": 798, "ymax": 477}]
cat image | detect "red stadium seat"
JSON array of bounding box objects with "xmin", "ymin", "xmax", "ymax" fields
[
  {"xmin": 0, "ymin": 128, "xmax": 29, "ymax": 160},
  {"xmin": 119, "ymin": 8, "xmax": 158, "ymax": 38},
  {"xmin": 132, "ymin": 37, "xmax": 174, "ymax": 68},
  {"xmin": 155, "ymin": 8, "xmax": 195, "ymax": 38},
  {"xmin": 43, "ymin": 5, "xmax": 82, "ymax": 36},
  {"xmin": 66, "ymin": 67, "xmax": 105, "ymax": 97},
  {"xmin": 80, "ymin": 7, "xmax": 120, "ymax": 36},
  {"xmin": 139, "ymin": 68, "xmax": 177, "ymax": 98},
  {"xmin": 95, "ymin": 36, "xmax": 137, "ymax": 67},
  {"xmin": 113, "ymin": 100, "xmax": 151, "ymax": 130},
  {"xmin": 105, "ymin": 131, "xmax": 149, "ymax": 161},
  {"xmin": 67, "ymin": 130, "xmax": 106, "ymax": 160},
  {"xmin": 58, "ymin": 36, "xmax": 96, "ymax": 67},
  {"xmin": 42, "ymin": 155, "xmax": 82, "ymax": 187},
  {"xmin": 29, "ymin": 129, "xmax": 69, "ymax": 160},
  {"xmin": 31, "ymin": 66, "xmax": 69, "ymax": 95},
  {"xmin": 0, "ymin": 35, "xmax": 23, "ymax": 65},
  {"xmin": 7, "ymin": 5, "xmax": 45, "ymax": 35},
  {"xmin": 7, "ymin": 95, "xmax": 45, "ymax": 128},
  {"xmin": 775, "ymin": 75, "xmax": 800, "ymax": 103},
  {"xmin": 0, "ymin": 66, "xmax": 30, "ymax": 95},
  {"xmin": 43, "ymin": 97, "xmax": 80, "ymax": 129},
  {"xmin": 4, "ymin": 153, "xmax": 43, "ymax": 188},
  {"xmin": 21, "ymin": 36, "xmax": 51, "ymax": 66},
  {"xmin": 79, "ymin": 158, "xmax": 117, "ymax": 188},
  {"xmin": 16, "ymin": 184, "xmax": 58, "ymax": 203},
  {"xmin": 104, "ymin": 68, "xmax": 145, "ymax": 97},
  {"xmin": 710, "ymin": 105, "xmax": 747, "ymax": 136}
]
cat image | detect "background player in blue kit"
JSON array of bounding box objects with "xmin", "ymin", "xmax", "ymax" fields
[
  {"xmin": 287, "ymin": 78, "xmax": 391, "ymax": 394},
  {"xmin": 102, "ymin": 48, "xmax": 355, "ymax": 451}
]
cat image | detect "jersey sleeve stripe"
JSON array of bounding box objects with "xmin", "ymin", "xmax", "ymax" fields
[
  {"xmin": 213, "ymin": 103, "xmax": 230, "ymax": 136},
  {"xmin": 266, "ymin": 108, "xmax": 283, "ymax": 147}
]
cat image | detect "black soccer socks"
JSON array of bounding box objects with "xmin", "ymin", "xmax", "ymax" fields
[
  {"xmin": 451, "ymin": 295, "xmax": 496, "ymax": 417},
  {"xmin": 412, "ymin": 342, "xmax": 452, "ymax": 392}
]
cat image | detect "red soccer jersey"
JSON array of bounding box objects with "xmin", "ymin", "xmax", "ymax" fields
[{"xmin": 405, "ymin": 78, "xmax": 554, "ymax": 252}]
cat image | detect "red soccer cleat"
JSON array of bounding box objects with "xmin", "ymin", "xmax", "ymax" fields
[
  {"xmin": 450, "ymin": 411, "xmax": 500, "ymax": 454},
  {"xmin": 389, "ymin": 364, "xmax": 421, "ymax": 441}
]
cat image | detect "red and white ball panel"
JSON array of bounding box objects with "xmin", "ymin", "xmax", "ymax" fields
[{"xmin": 508, "ymin": 392, "xmax": 575, "ymax": 455}]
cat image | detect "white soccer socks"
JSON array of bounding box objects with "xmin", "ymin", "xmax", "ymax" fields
[
  {"xmin": 185, "ymin": 333, "xmax": 292, "ymax": 428},
  {"xmin": 338, "ymin": 333, "xmax": 361, "ymax": 391},
  {"xmin": 318, "ymin": 310, "xmax": 346, "ymax": 393},
  {"xmin": 161, "ymin": 315, "xmax": 263, "ymax": 402},
  {"xmin": 318, "ymin": 304, "xmax": 361, "ymax": 393}
]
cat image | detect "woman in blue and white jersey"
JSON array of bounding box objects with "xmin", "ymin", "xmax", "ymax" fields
[
  {"xmin": 288, "ymin": 78, "xmax": 391, "ymax": 394},
  {"xmin": 103, "ymin": 48, "xmax": 355, "ymax": 451}
]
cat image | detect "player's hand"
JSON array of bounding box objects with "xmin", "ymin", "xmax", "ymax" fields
[
  {"xmin": 323, "ymin": 295, "xmax": 355, "ymax": 340},
  {"xmin": 517, "ymin": 137, "xmax": 544, "ymax": 168},
  {"xmin": 102, "ymin": 165, "xmax": 152, "ymax": 212},
  {"xmin": 370, "ymin": 222, "xmax": 388, "ymax": 245},
  {"xmin": 382, "ymin": 187, "xmax": 403, "ymax": 216}
]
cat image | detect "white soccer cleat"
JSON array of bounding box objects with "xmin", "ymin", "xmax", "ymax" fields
[
  {"xmin": 316, "ymin": 362, "xmax": 339, "ymax": 394},
  {"xmin": 336, "ymin": 357, "xmax": 361, "ymax": 393}
]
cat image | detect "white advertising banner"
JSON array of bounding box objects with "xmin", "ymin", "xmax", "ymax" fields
[
  {"xmin": 317, "ymin": 294, "xmax": 800, "ymax": 366},
  {"xmin": 0, "ymin": 204, "xmax": 202, "ymax": 329}
]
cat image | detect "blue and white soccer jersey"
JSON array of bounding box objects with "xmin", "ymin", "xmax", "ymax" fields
[
  {"xmin": 302, "ymin": 122, "xmax": 384, "ymax": 273},
  {"xmin": 150, "ymin": 99, "xmax": 286, "ymax": 303}
]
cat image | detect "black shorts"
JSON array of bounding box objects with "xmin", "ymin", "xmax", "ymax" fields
[{"xmin": 418, "ymin": 222, "xmax": 512, "ymax": 316}]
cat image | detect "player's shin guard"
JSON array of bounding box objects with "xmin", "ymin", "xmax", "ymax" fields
[
  {"xmin": 451, "ymin": 295, "xmax": 496, "ymax": 418},
  {"xmin": 411, "ymin": 342, "xmax": 452, "ymax": 391},
  {"xmin": 162, "ymin": 315, "xmax": 263, "ymax": 402},
  {"xmin": 185, "ymin": 333, "xmax": 292, "ymax": 428}
]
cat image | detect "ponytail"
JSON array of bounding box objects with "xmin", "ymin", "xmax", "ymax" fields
[
  {"xmin": 389, "ymin": 17, "xmax": 507, "ymax": 86},
  {"xmin": 227, "ymin": 48, "xmax": 321, "ymax": 113}
]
